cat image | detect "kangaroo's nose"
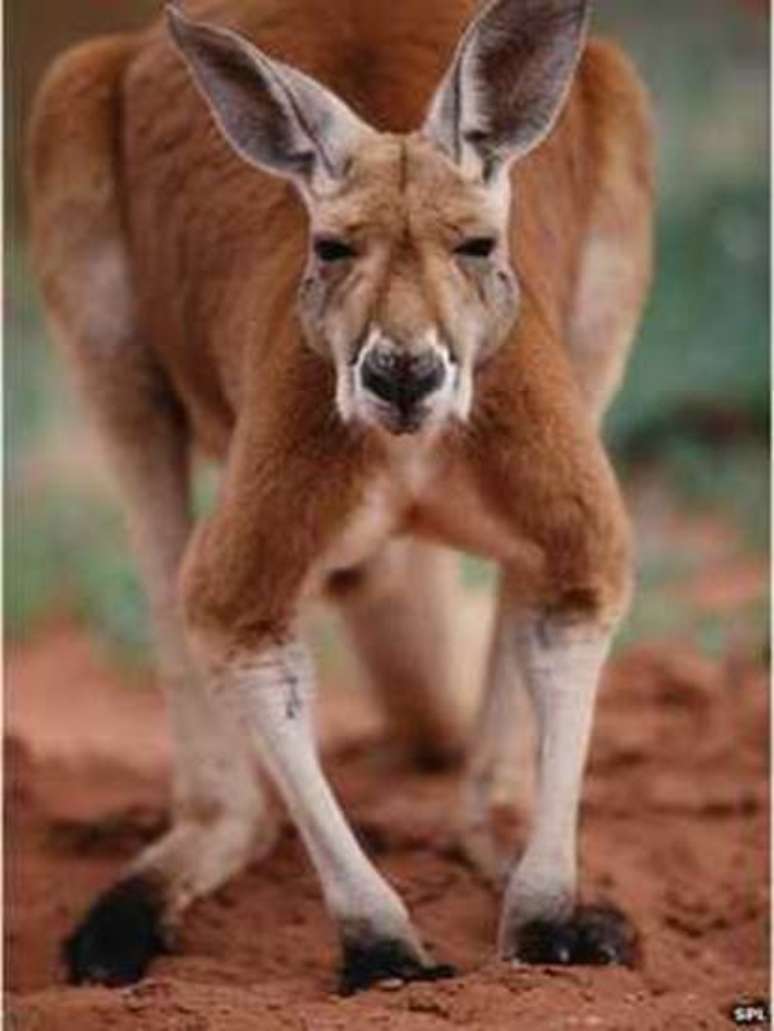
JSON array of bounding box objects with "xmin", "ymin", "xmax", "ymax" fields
[{"xmin": 360, "ymin": 346, "xmax": 445, "ymax": 413}]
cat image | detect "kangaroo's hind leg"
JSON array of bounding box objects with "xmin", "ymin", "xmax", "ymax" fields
[
  {"xmin": 329, "ymin": 539, "xmax": 464, "ymax": 770},
  {"xmin": 61, "ymin": 365, "xmax": 278, "ymax": 987},
  {"xmin": 457, "ymin": 36, "xmax": 655, "ymax": 905},
  {"xmin": 28, "ymin": 38, "xmax": 278, "ymax": 986},
  {"xmin": 566, "ymin": 41, "xmax": 654, "ymax": 424}
]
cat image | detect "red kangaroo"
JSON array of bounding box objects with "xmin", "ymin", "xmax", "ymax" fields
[{"xmin": 27, "ymin": 0, "xmax": 653, "ymax": 992}]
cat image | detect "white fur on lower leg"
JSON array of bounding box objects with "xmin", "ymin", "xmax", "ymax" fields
[
  {"xmin": 128, "ymin": 806, "xmax": 275, "ymax": 927},
  {"xmin": 458, "ymin": 607, "xmax": 527, "ymax": 885},
  {"xmin": 499, "ymin": 616, "xmax": 612, "ymax": 948},
  {"xmin": 126, "ymin": 666, "xmax": 277, "ymax": 920},
  {"xmin": 224, "ymin": 639, "xmax": 424, "ymax": 951},
  {"xmin": 93, "ymin": 434, "xmax": 278, "ymax": 926},
  {"xmin": 459, "ymin": 610, "xmax": 521, "ymax": 886}
]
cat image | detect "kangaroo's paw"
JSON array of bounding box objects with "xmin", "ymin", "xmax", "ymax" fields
[
  {"xmin": 63, "ymin": 874, "xmax": 169, "ymax": 986},
  {"xmin": 339, "ymin": 936, "xmax": 456, "ymax": 995},
  {"xmin": 506, "ymin": 904, "xmax": 640, "ymax": 967}
]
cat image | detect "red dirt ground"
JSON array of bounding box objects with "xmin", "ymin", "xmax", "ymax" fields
[{"xmin": 5, "ymin": 624, "xmax": 770, "ymax": 1030}]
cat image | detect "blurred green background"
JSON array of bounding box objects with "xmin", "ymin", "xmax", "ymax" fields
[{"xmin": 5, "ymin": 0, "xmax": 769, "ymax": 665}]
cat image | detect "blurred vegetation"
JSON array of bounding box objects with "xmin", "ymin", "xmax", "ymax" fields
[
  {"xmin": 4, "ymin": 0, "xmax": 769, "ymax": 663},
  {"xmin": 602, "ymin": 3, "xmax": 768, "ymax": 475}
]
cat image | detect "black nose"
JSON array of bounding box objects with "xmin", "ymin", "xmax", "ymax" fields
[{"xmin": 360, "ymin": 347, "xmax": 445, "ymax": 413}]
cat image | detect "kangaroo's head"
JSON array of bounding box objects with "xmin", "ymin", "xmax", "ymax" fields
[{"xmin": 168, "ymin": 0, "xmax": 590, "ymax": 436}]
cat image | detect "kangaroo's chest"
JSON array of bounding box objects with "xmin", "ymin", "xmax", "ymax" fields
[{"xmin": 305, "ymin": 435, "xmax": 523, "ymax": 596}]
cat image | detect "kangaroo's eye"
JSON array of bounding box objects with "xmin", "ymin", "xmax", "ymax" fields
[
  {"xmin": 313, "ymin": 237, "xmax": 357, "ymax": 262},
  {"xmin": 455, "ymin": 236, "xmax": 496, "ymax": 259}
]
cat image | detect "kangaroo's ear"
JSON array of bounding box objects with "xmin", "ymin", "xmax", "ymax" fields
[
  {"xmin": 167, "ymin": 4, "xmax": 373, "ymax": 194},
  {"xmin": 422, "ymin": 0, "xmax": 591, "ymax": 179}
]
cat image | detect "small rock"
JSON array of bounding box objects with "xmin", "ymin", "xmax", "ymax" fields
[{"xmin": 377, "ymin": 977, "xmax": 404, "ymax": 991}]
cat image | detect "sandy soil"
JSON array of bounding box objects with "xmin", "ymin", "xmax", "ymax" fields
[{"xmin": 5, "ymin": 622, "xmax": 769, "ymax": 1031}]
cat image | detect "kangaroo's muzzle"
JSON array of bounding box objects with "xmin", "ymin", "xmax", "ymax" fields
[{"xmin": 354, "ymin": 332, "xmax": 455, "ymax": 435}]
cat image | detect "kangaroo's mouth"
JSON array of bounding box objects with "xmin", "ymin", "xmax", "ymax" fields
[{"xmin": 361, "ymin": 397, "xmax": 432, "ymax": 435}]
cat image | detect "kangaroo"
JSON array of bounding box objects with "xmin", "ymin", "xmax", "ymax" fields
[{"xmin": 26, "ymin": 0, "xmax": 652, "ymax": 993}]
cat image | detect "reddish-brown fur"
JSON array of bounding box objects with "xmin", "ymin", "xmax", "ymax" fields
[
  {"xmin": 28, "ymin": 0, "xmax": 652, "ymax": 648},
  {"xmin": 27, "ymin": 0, "xmax": 654, "ymax": 988}
]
